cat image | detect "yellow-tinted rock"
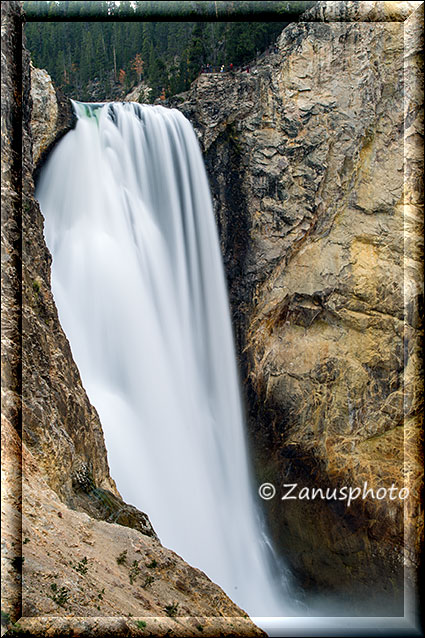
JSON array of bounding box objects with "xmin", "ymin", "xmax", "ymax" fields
[{"xmin": 30, "ymin": 66, "xmax": 58, "ymax": 165}]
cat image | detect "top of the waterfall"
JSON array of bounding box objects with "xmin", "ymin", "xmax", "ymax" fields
[
  {"xmin": 71, "ymin": 100, "xmax": 187, "ymax": 130},
  {"xmin": 72, "ymin": 99, "xmax": 171, "ymax": 116},
  {"xmin": 72, "ymin": 100, "xmax": 105, "ymax": 120}
]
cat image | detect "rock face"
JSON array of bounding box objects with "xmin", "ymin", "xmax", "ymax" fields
[
  {"xmin": 29, "ymin": 67, "xmax": 59, "ymax": 166},
  {"xmin": 1, "ymin": 3, "xmax": 265, "ymax": 635},
  {"xmin": 169, "ymin": 0, "xmax": 423, "ymax": 608},
  {"xmin": 30, "ymin": 65, "xmax": 76, "ymax": 172},
  {"xmin": 124, "ymin": 81, "xmax": 153, "ymax": 104}
]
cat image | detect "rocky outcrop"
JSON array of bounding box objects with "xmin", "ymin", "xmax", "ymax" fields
[
  {"xmin": 2, "ymin": 418, "xmax": 264, "ymax": 637},
  {"xmin": 30, "ymin": 67, "xmax": 58, "ymax": 165},
  {"xmin": 1, "ymin": 3, "xmax": 265, "ymax": 635},
  {"xmin": 30, "ymin": 65, "xmax": 76, "ymax": 172},
  {"xmin": 169, "ymin": 0, "xmax": 423, "ymax": 607},
  {"xmin": 124, "ymin": 81, "xmax": 153, "ymax": 104}
]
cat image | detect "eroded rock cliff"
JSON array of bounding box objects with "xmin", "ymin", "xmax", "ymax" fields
[
  {"xmin": 169, "ymin": 0, "xmax": 423, "ymax": 608},
  {"xmin": 1, "ymin": 3, "xmax": 265, "ymax": 635},
  {"xmin": 30, "ymin": 65, "xmax": 76, "ymax": 171}
]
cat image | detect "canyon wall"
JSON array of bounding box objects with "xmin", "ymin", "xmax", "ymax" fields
[{"xmin": 169, "ymin": 0, "xmax": 423, "ymax": 608}]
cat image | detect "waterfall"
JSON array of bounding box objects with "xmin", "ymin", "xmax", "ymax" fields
[{"xmin": 36, "ymin": 101, "xmax": 287, "ymax": 617}]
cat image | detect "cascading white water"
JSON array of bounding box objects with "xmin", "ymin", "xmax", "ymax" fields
[{"xmin": 36, "ymin": 101, "xmax": 287, "ymax": 617}]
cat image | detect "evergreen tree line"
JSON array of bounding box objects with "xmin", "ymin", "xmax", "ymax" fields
[{"xmin": 23, "ymin": 1, "xmax": 314, "ymax": 102}]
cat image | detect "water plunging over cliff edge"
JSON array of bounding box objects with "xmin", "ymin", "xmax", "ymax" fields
[{"xmin": 36, "ymin": 101, "xmax": 288, "ymax": 617}]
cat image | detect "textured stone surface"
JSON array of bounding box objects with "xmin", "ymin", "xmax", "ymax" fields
[
  {"xmin": 402, "ymin": 0, "xmax": 424, "ymax": 580},
  {"xmin": 124, "ymin": 81, "xmax": 152, "ymax": 104},
  {"xmin": 30, "ymin": 66, "xmax": 58, "ymax": 166},
  {"xmin": 2, "ymin": 0, "xmax": 28, "ymax": 625},
  {"xmin": 169, "ymin": 0, "xmax": 423, "ymax": 604},
  {"xmin": 30, "ymin": 64, "xmax": 76, "ymax": 175}
]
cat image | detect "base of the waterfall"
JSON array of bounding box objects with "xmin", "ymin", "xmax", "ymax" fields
[
  {"xmin": 255, "ymin": 615, "xmax": 421, "ymax": 637},
  {"xmin": 253, "ymin": 582, "xmax": 422, "ymax": 636}
]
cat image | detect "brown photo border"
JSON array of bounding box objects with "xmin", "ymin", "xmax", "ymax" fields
[{"xmin": 1, "ymin": 1, "xmax": 423, "ymax": 636}]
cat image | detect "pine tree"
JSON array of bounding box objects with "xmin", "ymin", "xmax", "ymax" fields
[
  {"xmin": 132, "ymin": 54, "xmax": 144, "ymax": 83},
  {"xmin": 81, "ymin": 30, "xmax": 94, "ymax": 86},
  {"xmin": 187, "ymin": 22, "xmax": 207, "ymax": 80}
]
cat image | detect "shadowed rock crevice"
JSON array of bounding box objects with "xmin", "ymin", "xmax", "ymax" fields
[{"xmin": 204, "ymin": 125, "xmax": 252, "ymax": 373}]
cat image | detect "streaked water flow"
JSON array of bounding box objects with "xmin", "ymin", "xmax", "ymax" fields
[{"xmin": 36, "ymin": 101, "xmax": 288, "ymax": 617}]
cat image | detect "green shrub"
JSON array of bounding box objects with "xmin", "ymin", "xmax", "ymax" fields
[
  {"xmin": 129, "ymin": 560, "xmax": 140, "ymax": 584},
  {"xmin": 1, "ymin": 610, "xmax": 10, "ymax": 626},
  {"xmin": 116, "ymin": 550, "xmax": 127, "ymax": 565},
  {"xmin": 49, "ymin": 583, "xmax": 69, "ymax": 607},
  {"xmin": 164, "ymin": 602, "xmax": 179, "ymax": 617},
  {"xmin": 74, "ymin": 556, "xmax": 89, "ymax": 575},
  {"xmin": 142, "ymin": 575, "xmax": 154, "ymax": 589}
]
